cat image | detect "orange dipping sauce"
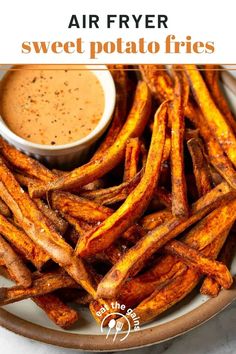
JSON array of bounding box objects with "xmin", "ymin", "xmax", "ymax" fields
[{"xmin": 0, "ymin": 65, "xmax": 105, "ymax": 145}]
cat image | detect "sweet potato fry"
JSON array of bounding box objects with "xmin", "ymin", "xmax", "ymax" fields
[
  {"xmin": 76, "ymin": 101, "xmax": 168, "ymax": 257},
  {"xmin": 164, "ymin": 240, "xmax": 233, "ymax": 289},
  {"xmin": 51, "ymin": 191, "xmax": 143, "ymax": 251},
  {"xmin": 0, "ymin": 158, "xmax": 97, "ymax": 298},
  {"xmin": 139, "ymin": 65, "xmax": 197, "ymax": 122},
  {"xmin": 139, "ymin": 65, "xmax": 173, "ymax": 102},
  {"xmin": 0, "ymin": 214, "xmax": 49, "ymax": 269},
  {"xmin": 0, "ymin": 197, "xmax": 11, "ymax": 217},
  {"xmin": 119, "ymin": 226, "xmax": 230, "ymax": 328},
  {"xmin": 170, "ymin": 68, "xmax": 189, "ymax": 217},
  {"xmin": 1, "ymin": 64, "xmax": 236, "ymax": 331},
  {"xmin": 200, "ymin": 277, "xmax": 222, "ymax": 297},
  {"xmin": 34, "ymin": 198, "xmax": 68, "ymax": 235},
  {"xmin": 184, "ymin": 102, "xmax": 236, "ymax": 190},
  {"xmin": 199, "ymin": 119, "xmax": 236, "ymax": 190},
  {"xmin": 29, "ymin": 81, "xmax": 151, "ymax": 197},
  {"xmin": 181, "ymin": 198, "xmax": 236, "ymax": 250},
  {"xmin": 0, "ymin": 264, "xmax": 79, "ymax": 328},
  {"xmin": 92, "ymin": 65, "xmax": 128, "ymax": 159},
  {"xmin": 0, "ymin": 235, "xmax": 32, "ymax": 288},
  {"xmin": 15, "ymin": 173, "xmax": 40, "ymax": 188},
  {"xmin": 94, "ymin": 208, "xmax": 233, "ymax": 314},
  {"xmin": 141, "ymin": 209, "xmax": 172, "ymax": 231},
  {"xmin": 124, "ymin": 268, "xmax": 199, "ymax": 328},
  {"xmin": 187, "ymin": 137, "xmax": 212, "ymax": 197},
  {"xmin": 204, "ymin": 65, "xmax": 236, "ymax": 134},
  {"xmin": 80, "ymin": 171, "xmax": 142, "ymax": 206},
  {"xmin": 117, "ymin": 256, "xmax": 187, "ymax": 308},
  {"xmin": 184, "ymin": 65, "xmax": 236, "ymax": 167},
  {"xmin": 0, "ymin": 137, "xmax": 55, "ymax": 182},
  {"xmin": 51, "ymin": 191, "xmax": 112, "ymax": 223},
  {"xmin": 123, "ymin": 137, "xmax": 141, "ymax": 182},
  {"xmin": 201, "ymin": 231, "xmax": 236, "ymax": 297},
  {"xmin": 0, "ymin": 269, "xmax": 78, "ymax": 305},
  {"xmin": 96, "ymin": 182, "xmax": 233, "ymax": 299},
  {"xmin": 33, "ymin": 294, "xmax": 79, "ymax": 329},
  {"xmin": 140, "ymin": 65, "xmax": 236, "ymax": 190}
]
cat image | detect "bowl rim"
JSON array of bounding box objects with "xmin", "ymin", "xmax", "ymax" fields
[
  {"xmin": 0, "ymin": 283, "xmax": 235, "ymax": 351},
  {"xmin": 0, "ymin": 64, "xmax": 116, "ymax": 151}
]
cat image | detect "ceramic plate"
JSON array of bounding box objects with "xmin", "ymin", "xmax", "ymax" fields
[{"xmin": 0, "ymin": 68, "xmax": 236, "ymax": 352}]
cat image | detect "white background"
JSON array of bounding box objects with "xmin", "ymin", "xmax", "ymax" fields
[{"xmin": 0, "ymin": 0, "xmax": 235, "ymax": 63}]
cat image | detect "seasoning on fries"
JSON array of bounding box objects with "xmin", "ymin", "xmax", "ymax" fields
[{"xmin": 0, "ymin": 64, "xmax": 236, "ymax": 331}]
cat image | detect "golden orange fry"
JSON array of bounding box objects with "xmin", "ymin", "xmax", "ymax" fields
[
  {"xmin": 33, "ymin": 294, "xmax": 79, "ymax": 329},
  {"xmin": 184, "ymin": 64, "xmax": 236, "ymax": 167},
  {"xmin": 170, "ymin": 68, "xmax": 189, "ymax": 217},
  {"xmin": 204, "ymin": 65, "xmax": 236, "ymax": 134},
  {"xmin": 96, "ymin": 182, "xmax": 233, "ymax": 299},
  {"xmin": 76, "ymin": 101, "xmax": 168, "ymax": 257},
  {"xmin": 0, "ymin": 214, "xmax": 50, "ymax": 269},
  {"xmin": 0, "ymin": 158, "xmax": 97, "ymax": 298},
  {"xmin": 123, "ymin": 137, "xmax": 141, "ymax": 182}
]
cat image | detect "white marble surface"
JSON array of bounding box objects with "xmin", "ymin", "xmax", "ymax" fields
[{"xmin": 0, "ymin": 301, "xmax": 235, "ymax": 354}]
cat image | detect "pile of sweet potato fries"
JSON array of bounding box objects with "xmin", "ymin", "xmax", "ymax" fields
[{"xmin": 0, "ymin": 64, "xmax": 236, "ymax": 330}]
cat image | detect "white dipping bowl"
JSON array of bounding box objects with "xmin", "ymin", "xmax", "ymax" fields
[{"xmin": 0, "ymin": 65, "xmax": 116, "ymax": 168}]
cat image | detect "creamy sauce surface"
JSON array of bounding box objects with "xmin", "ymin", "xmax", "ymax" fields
[{"xmin": 0, "ymin": 65, "xmax": 104, "ymax": 145}]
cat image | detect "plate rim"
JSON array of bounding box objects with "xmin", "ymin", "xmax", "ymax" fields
[{"xmin": 0, "ymin": 283, "xmax": 235, "ymax": 351}]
